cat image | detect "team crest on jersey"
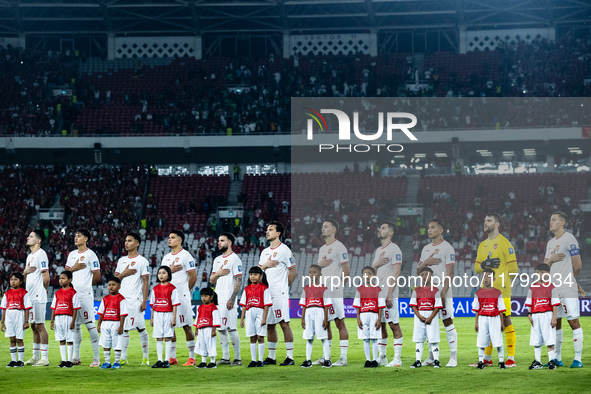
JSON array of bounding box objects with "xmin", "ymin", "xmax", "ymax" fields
[
  {"xmin": 80, "ymin": 256, "xmax": 85, "ymax": 261},
  {"xmin": 273, "ymin": 252, "xmax": 278, "ymax": 258},
  {"xmin": 434, "ymin": 249, "xmax": 440, "ymax": 254},
  {"xmin": 380, "ymin": 252, "xmax": 385, "ymax": 258},
  {"xmin": 131, "ymin": 261, "xmax": 136, "ymax": 266},
  {"xmin": 174, "ymin": 257, "xmax": 179, "ymax": 263},
  {"xmin": 328, "ymin": 248, "xmax": 332, "ymax": 254},
  {"xmin": 493, "ymin": 244, "xmax": 498, "ymax": 249},
  {"xmin": 554, "ymin": 246, "xmax": 560, "ymax": 253},
  {"xmin": 224, "ymin": 260, "xmax": 228, "ymax": 265}
]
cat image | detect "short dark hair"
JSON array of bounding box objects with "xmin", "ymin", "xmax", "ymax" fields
[
  {"xmin": 76, "ymin": 228, "xmax": 91, "ymax": 240},
  {"xmin": 170, "ymin": 230, "xmax": 185, "ymax": 243},
  {"xmin": 309, "ymin": 264, "xmax": 322, "ymax": 273},
  {"xmin": 361, "ymin": 266, "xmax": 376, "ymax": 275},
  {"xmin": 482, "ymin": 268, "xmax": 496, "ymax": 277},
  {"xmin": 60, "ymin": 271, "xmax": 73, "ymax": 281},
  {"xmin": 486, "ymin": 213, "xmax": 502, "ymax": 225},
  {"xmin": 429, "ymin": 218, "xmax": 445, "ymax": 230},
  {"xmin": 127, "ymin": 232, "xmax": 142, "ymax": 245},
  {"xmin": 552, "ymin": 211, "xmax": 568, "ymax": 223},
  {"xmin": 32, "ymin": 229, "xmax": 45, "ymax": 243},
  {"xmin": 10, "ymin": 272, "xmax": 25, "ymax": 284},
  {"xmin": 323, "ymin": 218, "xmax": 339, "ymax": 232},
  {"xmin": 109, "ymin": 277, "xmax": 121, "ymax": 284},
  {"xmin": 419, "ymin": 266, "xmax": 433, "ymax": 275},
  {"xmin": 220, "ymin": 232, "xmax": 235, "ymax": 245},
  {"xmin": 535, "ymin": 263, "xmax": 551, "ymax": 272},
  {"xmin": 382, "ymin": 221, "xmax": 397, "ymax": 235},
  {"xmin": 268, "ymin": 221, "xmax": 284, "ymax": 237}
]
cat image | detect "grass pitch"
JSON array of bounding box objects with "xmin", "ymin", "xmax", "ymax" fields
[{"xmin": 0, "ymin": 316, "xmax": 589, "ymax": 393}]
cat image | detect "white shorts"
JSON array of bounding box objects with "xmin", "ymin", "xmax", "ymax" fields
[
  {"xmin": 54, "ymin": 315, "xmax": 75, "ymax": 342},
  {"xmin": 413, "ymin": 310, "xmax": 441, "ymax": 343},
  {"xmin": 124, "ymin": 299, "xmax": 146, "ymax": 331},
  {"xmin": 476, "ymin": 315, "xmax": 503, "ymax": 348},
  {"xmin": 358, "ymin": 312, "xmax": 381, "ymax": 340},
  {"xmin": 4, "ymin": 309, "xmax": 26, "ymax": 339},
  {"xmin": 175, "ymin": 296, "xmax": 193, "ymax": 327},
  {"xmin": 217, "ymin": 302, "xmax": 238, "ymax": 331},
  {"xmin": 267, "ymin": 296, "xmax": 290, "ymax": 325},
  {"xmin": 303, "ymin": 307, "xmax": 328, "ymax": 340},
  {"xmin": 530, "ymin": 311, "xmax": 556, "ymax": 347},
  {"xmin": 244, "ymin": 308, "xmax": 267, "ymax": 337},
  {"xmin": 381, "ymin": 299, "xmax": 399, "ymax": 324},
  {"xmin": 152, "ymin": 311, "xmax": 174, "ymax": 339},
  {"xmin": 439, "ymin": 296, "xmax": 454, "ymax": 321},
  {"xmin": 196, "ymin": 327, "xmax": 217, "ymax": 357},
  {"xmin": 99, "ymin": 320, "xmax": 122, "ymax": 349},
  {"xmin": 76, "ymin": 296, "xmax": 95, "ymax": 324},
  {"xmin": 328, "ymin": 298, "xmax": 345, "ymax": 321},
  {"xmin": 29, "ymin": 302, "xmax": 46, "ymax": 324},
  {"xmin": 556, "ymin": 297, "xmax": 580, "ymax": 320}
]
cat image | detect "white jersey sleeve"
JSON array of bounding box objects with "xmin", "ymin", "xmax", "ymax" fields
[
  {"xmin": 72, "ymin": 292, "xmax": 80, "ymax": 310},
  {"xmin": 98, "ymin": 300, "xmax": 105, "ymax": 315},
  {"xmin": 212, "ymin": 309, "xmax": 221, "ymax": 326}
]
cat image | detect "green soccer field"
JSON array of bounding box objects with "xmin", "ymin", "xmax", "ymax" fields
[{"xmin": 1, "ymin": 316, "xmax": 590, "ymax": 393}]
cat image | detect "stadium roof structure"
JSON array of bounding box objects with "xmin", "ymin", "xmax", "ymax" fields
[{"xmin": 0, "ymin": 0, "xmax": 589, "ymax": 36}]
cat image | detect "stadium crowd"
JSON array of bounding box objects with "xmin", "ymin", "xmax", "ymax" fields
[{"xmin": 1, "ymin": 35, "xmax": 590, "ymax": 136}]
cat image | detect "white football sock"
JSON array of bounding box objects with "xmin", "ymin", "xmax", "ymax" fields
[
  {"xmin": 60, "ymin": 344, "xmax": 67, "ymax": 361},
  {"xmin": 340, "ymin": 340, "xmax": 348, "ymax": 359},
  {"xmin": 258, "ymin": 343, "xmax": 265, "ymax": 362},
  {"xmin": 415, "ymin": 342, "xmax": 424, "ymax": 361},
  {"xmin": 306, "ymin": 339, "xmax": 314, "ymax": 361},
  {"xmin": 322, "ymin": 339, "xmax": 330, "ymax": 360},
  {"xmin": 157, "ymin": 341, "xmax": 163, "ymax": 362},
  {"xmin": 285, "ymin": 342, "xmax": 294, "ymax": 359},
  {"xmin": 171, "ymin": 341, "xmax": 177, "ymax": 359},
  {"xmin": 73, "ymin": 327, "xmax": 82, "ymax": 360},
  {"xmin": 393, "ymin": 337, "xmax": 403, "ymax": 362},
  {"xmin": 85, "ymin": 322, "xmax": 100, "ymax": 360},
  {"xmin": 40, "ymin": 344, "xmax": 48, "ymax": 361},
  {"xmin": 120, "ymin": 332, "xmax": 130, "ymax": 360},
  {"xmin": 104, "ymin": 350, "xmax": 111, "ymax": 363},
  {"xmin": 371, "ymin": 339, "xmax": 378, "ymax": 361},
  {"xmin": 219, "ymin": 330, "xmax": 230, "ymax": 360},
  {"xmin": 250, "ymin": 343, "xmax": 256, "ymax": 362},
  {"xmin": 139, "ymin": 330, "xmax": 150, "ymax": 358},
  {"xmin": 67, "ymin": 344, "xmax": 73, "ymax": 362},
  {"xmin": 230, "ymin": 330, "xmax": 241, "ymax": 360},
  {"xmin": 17, "ymin": 346, "xmax": 24, "ymax": 362},
  {"xmin": 33, "ymin": 343, "xmax": 40, "ymax": 360},
  {"xmin": 165, "ymin": 341, "xmax": 172, "ymax": 361},
  {"xmin": 534, "ymin": 346, "xmax": 542, "ymax": 362},
  {"xmin": 268, "ymin": 342, "xmax": 277, "ymax": 360},
  {"xmin": 555, "ymin": 329, "xmax": 563, "ymax": 361},
  {"xmin": 363, "ymin": 340, "xmax": 371, "ymax": 361},
  {"xmin": 446, "ymin": 324, "xmax": 457, "ymax": 359},
  {"xmin": 573, "ymin": 328, "xmax": 583, "ymax": 361},
  {"xmin": 10, "ymin": 347, "xmax": 16, "ymax": 362},
  {"xmin": 378, "ymin": 338, "xmax": 387, "ymax": 358},
  {"xmin": 430, "ymin": 342, "xmax": 439, "ymax": 361},
  {"xmin": 497, "ymin": 345, "xmax": 504, "ymax": 362},
  {"xmin": 478, "ymin": 347, "xmax": 485, "ymax": 362},
  {"xmin": 187, "ymin": 340, "xmax": 195, "ymax": 359}
]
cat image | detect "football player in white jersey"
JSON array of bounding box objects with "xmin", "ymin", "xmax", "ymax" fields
[
  {"xmin": 544, "ymin": 211, "xmax": 583, "ymax": 368},
  {"xmin": 115, "ymin": 232, "xmax": 150, "ymax": 366},
  {"xmin": 209, "ymin": 232, "xmax": 242, "ymax": 366},
  {"xmin": 23, "ymin": 230, "xmax": 50, "ymax": 366},
  {"xmin": 371, "ymin": 222, "xmax": 404, "ymax": 368},
  {"xmin": 416, "ymin": 219, "xmax": 458, "ymax": 367},
  {"xmin": 64, "ymin": 228, "xmax": 101, "ymax": 367},
  {"xmin": 161, "ymin": 230, "xmax": 197, "ymax": 366},
  {"xmin": 315, "ymin": 219, "xmax": 350, "ymax": 367},
  {"xmin": 259, "ymin": 221, "xmax": 298, "ymax": 366}
]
